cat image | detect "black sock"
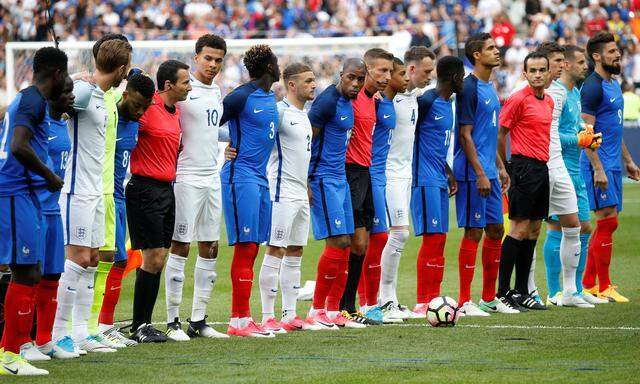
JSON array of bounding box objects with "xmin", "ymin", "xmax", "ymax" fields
[
  {"xmin": 515, "ymin": 239, "xmax": 537, "ymax": 294},
  {"xmin": 339, "ymin": 252, "xmax": 364, "ymax": 313},
  {"xmin": 132, "ymin": 268, "xmax": 150, "ymax": 331},
  {"xmin": 145, "ymin": 270, "xmax": 162, "ymax": 325},
  {"xmin": 498, "ymin": 236, "xmax": 521, "ymax": 296}
]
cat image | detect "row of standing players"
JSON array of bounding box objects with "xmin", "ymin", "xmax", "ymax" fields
[{"xmin": 0, "ymin": 29, "xmax": 637, "ymax": 376}]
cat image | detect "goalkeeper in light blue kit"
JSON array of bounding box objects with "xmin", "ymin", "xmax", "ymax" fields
[{"xmin": 543, "ymin": 45, "xmax": 607, "ymax": 306}]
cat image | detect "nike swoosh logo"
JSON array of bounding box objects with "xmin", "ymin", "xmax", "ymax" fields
[
  {"xmin": 290, "ymin": 324, "xmax": 303, "ymax": 330},
  {"xmin": 239, "ymin": 278, "xmax": 253, "ymax": 282},
  {"xmin": 484, "ymin": 304, "xmax": 497, "ymax": 311},
  {"xmin": 110, "ymin": 285, "xmax": 121, "ymax": 291},
  {"xmin": 609, "ymin": 98, "xmax": 616, "ymax": 103},
  {"xmin": 464, "ymin": 264, "xmax": 475, "ymax": 269},
  {"xmin": 290, "ymin": 122, "xmax": 298, "ymax": 125},
  {"xmin": 485, "ymin": 99, "xmax": 491, "ymax": 104},
  {"xmin": 324, "ymin": 275, "xmax": 336, "ymax": 280},
  {"xmin": 190, "ymin": 96, "xmax": 201, "ymax": 100},
  {"xmin": 601, "ymin": 242, "xmax": 613, "ymax": 247},
  {"xmin": 340, "ymin": 116, "xmax": 348, "ymax": 121},
  {"xmin": 3, "ymin": 366, "xmax": 18, "ymax": 375},
  {"xmin": 383, "ymin": 114, "xmax": 391, "ymax": 119},
  {"xmin": 368, "ymin": 264, "xmax": 381, "ymax": 269},
  {"xmin": 116, "ymin": 138, "xmax": 123, "ymax": 142},
  {"xmin": 96, "ymin": 105, "xmax": 104, "ymax": 109},
  {"xmin": 395, "ymin": 99, "xmax": 403, "ymax": 103},
  {"xmin": 254, "ymin": 108, "xmax": 264, "ymax": 113},
  {"xmin": 48, "ymin": 136, "xmax": 57, "ymax": 141},
  {"xmin": 434, "ymin": 116, "xmax": 444, "ymax": 121},
  {"xmin": 426, "ymin": 262, "xmax": 443, "ymax": 268},
  {"xmin": 18, "ymin": 310, "xmax": 32, "ymax": 316},
  {"xmin": 317, "ymin": 321, "xmax": 334, "ymax": 327}
]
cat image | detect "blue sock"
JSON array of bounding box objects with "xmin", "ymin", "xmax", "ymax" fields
[
  {"xmin": 543, "ymin": 230, "xmax": 562, "ymax": 297},
  {"xmin": 576, "ymin": 233, "xmax": 590, "ymax": 293}
]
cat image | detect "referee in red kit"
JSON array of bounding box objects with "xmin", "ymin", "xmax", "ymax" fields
[
  {"xmin": 496, "ymin": 51, "xmax": 554, "ymax": 311},
  {"xmin": 126, "ymin": 60, "xmax": 191, "ymax": 342}
]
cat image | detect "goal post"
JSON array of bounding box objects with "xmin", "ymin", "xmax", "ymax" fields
[{"xmin": 5, "ymin": 36, "xmax": 396, "ymax": 105}]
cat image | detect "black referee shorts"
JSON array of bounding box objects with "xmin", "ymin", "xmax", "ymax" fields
[
  {"xmin": 508, "ymin": 155, "xmax": 549, "ymax": 220},
  {"xmin": 346, "ymin": 163, "xmax": 374, "ymax": 230},
  {"xmin": 125, "ymin": 175, "xmax": 175, "ymax": 250}
]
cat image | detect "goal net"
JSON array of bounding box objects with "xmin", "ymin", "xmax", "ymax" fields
[{"xmin": 5, "ymin": 36, "xmax": 397, "ymax": 105}]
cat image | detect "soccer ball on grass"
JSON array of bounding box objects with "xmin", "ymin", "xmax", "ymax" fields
[{"xmin": 426, "ymin": 296, "xmax": 460, "ymax": 327}]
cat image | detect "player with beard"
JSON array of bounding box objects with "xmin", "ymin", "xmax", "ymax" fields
[
  {"xmin": 452, "ymin": 33, "xmax": 514, "ymax": 316},
  {"xmin": 379, "ymin": 46, "xmax": 435, "ymax": 321},
  {"xmin": 95, "ymin": 71, "xmax": 155, "ymax": 344},
  {"xmin": 580, "ymin": 32, "xmax": 640, "ymax": 302},
  {"xmin": 0, "ymin": 47, "xmax": 68, "ymax": 376},
  {"xmin": 336, "ymin": 48, "xmax": 393, "ymax": 326}
]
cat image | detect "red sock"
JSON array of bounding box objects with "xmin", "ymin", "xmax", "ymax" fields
[
  {"xmin": 35, "ymin": 279, "xmax": 59, "ymax": 346},
  {"xmin": 458, "ymin": 237, "xmax": 479, "ymax": 305},
  {"xmin": 326, "ymin": 248, "xmax": 349, "ymax": 312},
  {"xmin": 362, "ymin": 232, "xmax": 388, "ymax": 306},
  {"xmin": 312, "ymin": 246, "xmax": 343, "ymax": 310},
  {"xmin": 423, "ymin": 234, "xmax": 446, "ymax": 303},
  {"xmin": 593, "ymin": 216, "xmax": 618, "ymax": 291},
  {"xmin": 98, "ymin": 265, "xmax": 126, "ymax": 326},
  {"xmin": 1, "ymin": 282, "xmax": 36, "ymax": 353},
  {"xmin": 481, "ymin": 237, "xmax": 502, "ymax": 302},
  {"xmin": 583, "ymin": 229, "xmax": 599, "ymax": 289},
  {"xmin": 230, "ymin": 242, "xmax": 259, "ymax": 318}
]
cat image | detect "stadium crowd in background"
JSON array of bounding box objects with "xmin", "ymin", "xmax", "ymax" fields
[{"xmin": 2, "ymin": 0, "xmax": 640, "ymax": 105}]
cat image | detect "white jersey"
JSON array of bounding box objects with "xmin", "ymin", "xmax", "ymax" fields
[
  {"xmin": 386, "ymin": 87, "xmax": 421, "ymax": 180},
  {"xmin": 267, "ymin": 98, "xmax": 312, "ymax": 201},
  {"xmin": 175, "ymin": 74, "xmax": 223, "ymax": 186},
  {"xmin": 546, "ymin": 80, "xmax": 566, "ymax": 169},
  {"xmin": 511, "ymin": 80, "xmax": 565, "ymax": 169},
  {"xmin": 63, "ymin": 80, "xmax": 106, "ymax": 196}
]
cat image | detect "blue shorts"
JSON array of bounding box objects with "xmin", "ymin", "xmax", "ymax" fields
[
  {"xmin": 222, "ymin": 182, "xmax": 271, "ymax": 245},
  {"xmin": 0, "ymin": 194, "xmax": 43, "ymax": 266},
  {"xmin": 309, "ymin": 177, "xmax": 354, "ymax": 240},
  {"xmin": 549, "ymin": 173, "xmax": 590, "ymax": 222},
  {"xmin": 114, "ymin": 198, "xmax": 128, "ymax": 263},
  {"xmin": 411, "ymin": 186, "xmax": 449, "ymax": 235},
  {"xmin": 582, "ymin": 169, "xmax": 623, "ymax": 212},
  {"xmin": 371, "ymin": 183, "xmax": 388, "ymax": 234},
  {"xmin": 455, "ymin": 178, "xmax": 503, "ymax": 228},
  {"xmin": 41, "ymin": 214, "xmax": 65, "ymax": 275}
]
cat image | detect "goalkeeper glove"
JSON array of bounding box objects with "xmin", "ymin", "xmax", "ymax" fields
[{"xmin": 577, "ymin": 129, "xmax": 602, "ymax": 149}]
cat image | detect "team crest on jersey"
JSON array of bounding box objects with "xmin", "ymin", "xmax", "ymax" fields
[
  {"xmin": 76, "ymin": 227, "xmax": 87, "ymax": 240},
  {"xmin": 176, "ymin": 223, "xmax": 188, "ymax": 236},
  {"xmin": 274, "ymin": 227, "xmax": 286, "ymax": 241}
]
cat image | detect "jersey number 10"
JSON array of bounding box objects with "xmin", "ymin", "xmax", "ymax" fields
[{"xmin": 206, "ymin": 109, "xmax": 219, "ymax": 127}]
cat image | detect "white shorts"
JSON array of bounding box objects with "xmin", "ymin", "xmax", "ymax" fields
[
  {"xmin": 548, "ymin": 166, "xmax": 578, "ymax": 216},
  {"xmin": 59, "ymin": 193, "xmax": 105, "ymax": 248},
  {"xmin": 172, "ymin": 182, "xmax": 221, "ymax": 242},
  {"xmin": 385, "ymin": 178, "xmax": 411, "ymax": 227},
  {"xmin": 269, "ymin": 199, "xmax": 310, "ymax": 247}
]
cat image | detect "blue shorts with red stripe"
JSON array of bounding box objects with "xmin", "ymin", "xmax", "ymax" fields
[
  {"xmin": 222, "ymin": 182, "xmax": 272, "ymax": 245},
  {"xmin": 410, "ymin": 185, "xmax": 449, "ymax": 235},
  {"xmin": 0, "ymin": 193, "xmax": 43, "ymax": 266},
  {"xmin": 309, "ymin": 177, "xmax": 354, "ymax": 240},
  {"xmin": 455, "ymin": 178, "xmax": 503, "ymax": 228}
]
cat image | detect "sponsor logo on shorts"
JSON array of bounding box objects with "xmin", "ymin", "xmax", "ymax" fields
[
  {"xmin": 274, "ymin": 227, "xmax": 286, "ymax": 241},
  {"xmin": 334, "ymin": 219, "xmax": 342, "ymax": 228},
  {"xmin": 176, "ymin": 223, "xmax": 188, "ymax": 236},
  {"xmin": 75, "ymin": 227, "xmax": 87, "ymax": 240}
]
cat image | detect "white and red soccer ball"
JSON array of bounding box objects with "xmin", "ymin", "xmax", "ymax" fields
[{"xmin": 426, "ymin": 296, "xmax": 460, "ymax": 327}]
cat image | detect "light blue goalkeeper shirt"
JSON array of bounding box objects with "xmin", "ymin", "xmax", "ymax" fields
[{"xmin": 558, "ymin": 83, "xmax": 582, "ymax": 176}]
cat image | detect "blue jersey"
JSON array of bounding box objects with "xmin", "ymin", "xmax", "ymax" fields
[
  {"xmin": 220, "ymin": 82, "xmax": 278, "ymax": 186},
  {"xmin": 308, "ymin": 85, "xmax": 355, "ymax": 180},
  {"xmin": 558, "ymin": 84, "xmax": 583, "ymax": 175},
  {"xmin": 579, "ymin": 72, "xmax": 624, "ymax": 171},
  {"xmin": 0, "ymin": 86, "xmax": 49, "ymax": 196},
  {"xmin": 413, "ymin": 89, "xmax": 454, "ymax": 187},
  {"xmin": 370, "ymin": 96, "xmax": 396, "ymax": 185},
  {"xmin": 453, "ymin": 74, "xmax": 500, "ymax": 181},
  {"xmin": 38, "ymin": 117, "xmax": 71, "ymax": 214},
  {"xmin": 114, "ymin": 115, "xmax": 138, "ymax": 201}
]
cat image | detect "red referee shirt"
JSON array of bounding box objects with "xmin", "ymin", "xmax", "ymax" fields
[
  {"xmin": 130, "ymin": 92, "xmax": 182, "ymax": 182},
  {"xmin": 346, "ymin": 87, "xmax": 376, "ymax": 167},
  {"xmin": 499, "ymin": 85, "xmax": 554, "ymax": 162}
]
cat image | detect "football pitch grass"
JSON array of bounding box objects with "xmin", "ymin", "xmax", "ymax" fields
[{"xmin": 14, "ymin": 185, "xmax": 640, "ymax": 383}]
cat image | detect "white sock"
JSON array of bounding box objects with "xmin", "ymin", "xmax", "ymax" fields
[
  {"xmin": 259, "ymin": 254, "xmax": 281, "ymax": 322},
  {"xmin": 527, "ymin": 248, "xmax": 538, "ymax": 296},
  {"xmin": 52, "ymin": 260, "xmax": 84, "ymax": 341},
  {"xmin": 98, "ymin": 323, "xmax": 112, "ymax": 333},
  {"xmin": 280, "ymin": 255, "xmax": 301, "ymax": 319},
  {"xmin": 560, "ymin": 226, "xmax": 581, "ymax": 297},
  {"xmin": 239, "ymin": 317, "xmax": 249, "ymax": 328},
  {"xmin": 308, "ymin": 308, "xmax": 323, "ymax": 317},
  {"xmin": 380, "ymin": 229, "xmax": 409, "ymax": 304},
  {"xmin": 72, "ymin": 266, "xmax": 96, "ymax": 342},
  {"xmin": 191, "ymin": 256, "xmax": 217, "ymax": 322},
  {"xmin": 165, "ymin": 253, "xmax": 186, "ymax": 323}
]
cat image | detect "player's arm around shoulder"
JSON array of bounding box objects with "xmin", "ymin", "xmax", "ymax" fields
[{"xmin": 71, "ymin": 80, "xmax": 95, "ymax": 112}]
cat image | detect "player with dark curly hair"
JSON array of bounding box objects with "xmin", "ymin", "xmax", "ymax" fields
[{"xmin": 220, "ymin": 44, "xmax": 280, "ymax": 337}]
